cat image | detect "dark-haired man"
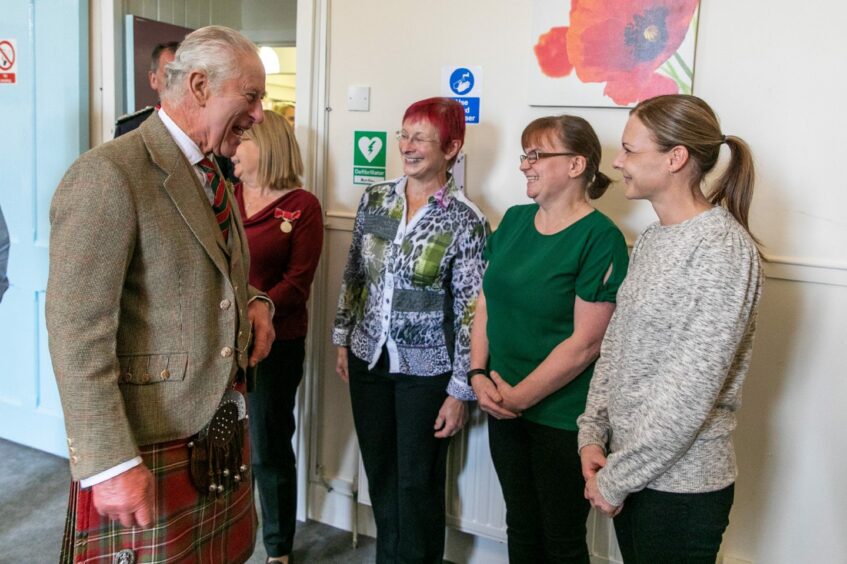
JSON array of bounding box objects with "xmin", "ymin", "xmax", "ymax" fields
[{"xmin": 114, "ymin": 41, "xmax": 179, "ymax": 137}]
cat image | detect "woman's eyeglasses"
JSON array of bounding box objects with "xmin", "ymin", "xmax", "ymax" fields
[
  {"xmin": 519, "ymin": 150, "xmax": 577, "ymax": 164},
  {"xmin": 396, "ymin": 130, "xmax": 439, "ymax": 146}
]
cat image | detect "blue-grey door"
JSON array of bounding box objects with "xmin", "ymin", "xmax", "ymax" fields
[{"xmin": 0, "ymin": 0, "xmax": 89, "ymax": 457}]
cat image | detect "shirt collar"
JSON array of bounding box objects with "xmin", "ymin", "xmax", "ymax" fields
[
  {"xmin": 395, "ymin": 175, "xmax": 457, "ymax": 210},
  {"xmin": 431, "ymin": 175, "xmax": 458, "ymax": 209},
  {"xmin": 158, "ymin": 108, "xmax": 206, "ymax": 166}
]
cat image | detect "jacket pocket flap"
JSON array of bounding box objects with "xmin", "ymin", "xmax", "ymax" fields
[{"xmin": 117, "ymin": 353, "xmax": 188, "ymax": 384}]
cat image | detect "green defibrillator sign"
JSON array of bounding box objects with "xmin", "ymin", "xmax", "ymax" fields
[{"xmin": 353, "ymin": 130, "xmax": 387, "ymax": 185}]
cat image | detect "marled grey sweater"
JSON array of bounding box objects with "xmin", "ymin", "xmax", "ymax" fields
[{"xmin": 577, "ymin": 207, "xmax": 763, "ymax": 507}]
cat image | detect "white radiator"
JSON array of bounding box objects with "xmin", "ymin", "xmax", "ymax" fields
[{"xmin": 446, "ymin": 407, "xmax": 508, "ymax": 540}]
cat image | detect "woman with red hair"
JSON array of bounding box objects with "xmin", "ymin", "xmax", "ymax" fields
[{"xmin": 333, "ymin": 97, "xmax": 488, "ymax": 563}]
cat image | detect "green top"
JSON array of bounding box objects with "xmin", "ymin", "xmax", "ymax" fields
[{"xmin": 483, "ymin": 205, "xmax": 629, "ymax": 429}]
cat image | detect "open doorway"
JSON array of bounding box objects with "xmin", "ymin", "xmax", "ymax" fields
[
  {"xmin": 242, "ymin": 0, "xmax": 298, "ymax": 126},
  {"xmin": 260, "ymin": 46, "xmax": 297, "ymax": 126}
]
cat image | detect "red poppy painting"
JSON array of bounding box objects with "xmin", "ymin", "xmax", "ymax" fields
[{"xmin": 530, "ymin": 0, "xmax": 700, "ymax": 107}]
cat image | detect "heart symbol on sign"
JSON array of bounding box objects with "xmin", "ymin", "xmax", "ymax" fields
[{"xmin": 358, "ymin": 136, "xmax": 383, "ymax": 163}]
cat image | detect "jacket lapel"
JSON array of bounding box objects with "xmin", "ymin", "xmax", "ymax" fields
[{"xmin": 140, "ymin": 113, "xmax": 231, "ymax": 277}]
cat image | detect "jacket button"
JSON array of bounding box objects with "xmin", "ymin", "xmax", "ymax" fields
[
  {"xmin": 220, "ymin": 299, "xmax": 231, "ymax": 310},
  {"xmin": 71, "ymin": 455, "xmax": 79, "ymax": 464},
  {"xmin": 160, "ymin": 369, "xmax": 171, "ymax": 380},
  {"xmin": 221, "ymin": 347, "xmax": 233, "ymax": 358}
]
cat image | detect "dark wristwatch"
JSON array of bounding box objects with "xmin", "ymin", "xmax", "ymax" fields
[{"xmin": 467, "ymin": 368, "xmax": 489, "ymax": 381}]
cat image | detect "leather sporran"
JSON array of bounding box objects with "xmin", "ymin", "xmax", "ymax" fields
[{"xmin": 188, "ymin": 389, "xmax": 248, "ymax": 496}]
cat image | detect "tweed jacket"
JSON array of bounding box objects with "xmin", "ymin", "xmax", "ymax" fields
[{"xmin": 47, "ymin": 113, "xmax": 258, "ymax": 481}]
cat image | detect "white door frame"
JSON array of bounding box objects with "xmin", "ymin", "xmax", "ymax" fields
[{"xmin": 293, "ymin": 0, "xmax": 331, "ymax": 523}]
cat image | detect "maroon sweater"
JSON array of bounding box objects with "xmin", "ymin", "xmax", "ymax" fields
[{"xmin": 234, "ymin": 184, "xmax": 324, "ymax": 340}]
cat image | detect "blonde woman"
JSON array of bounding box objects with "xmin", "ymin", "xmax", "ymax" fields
[
  {"xmin": 233, "ymin": 110, "xmax": 324, "ymax": 564},
  {"xmin": 579, "ymin": 95, "xmax": 763, "ymax": 563}
]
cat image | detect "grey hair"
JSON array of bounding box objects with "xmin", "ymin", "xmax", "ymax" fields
[{"xmin": 161, "ymin": 26, "xmax": 258, "ymax": 104}]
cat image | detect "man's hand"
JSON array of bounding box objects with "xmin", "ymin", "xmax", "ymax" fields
[
  {"xmin": 92, "ymin": 464, "xmax": 155, "ymax": 528},
  {"xmin": 471, "ymin": 373, "xmax": 519, "ymax": 419},
  {"xmin": 584, "ymin": 475, "xmax": 622, "ymax": 518},
  {"xmin": 579, "ymin": 444, "xmax": 607, "ymax": 481},
  {"xmin": 247, "ymin": 299, "xmax": 274, "ymax": 367},
  {"xmin": 434, "ymin": 396, "xmax": 468, "ymax": 438},
  {"xmin": 336, "ymin": 347, "xmax": 349, "ymax": 383}
]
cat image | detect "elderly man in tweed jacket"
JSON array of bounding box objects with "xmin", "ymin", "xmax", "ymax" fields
[{"xmin": 47, "ymin": 26, "xmax": 274, "ymax": 563}]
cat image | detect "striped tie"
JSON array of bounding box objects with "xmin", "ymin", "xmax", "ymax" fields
[{"xmin": 197, "ymin": 156, "xmax": 232, "ymax": 242}]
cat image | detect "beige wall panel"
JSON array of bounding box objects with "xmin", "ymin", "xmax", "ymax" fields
[
  {"xmin": 125, "ymin": 0, "xmax": 157, "ymax": 18},
  {"xmin": 210, "ymin": 0, "xmax": 241, "ymax": 29},
  {"xmin": 316, "ymin": 227, "xmax": 360, "ymax": 486},
  {"xmin": 183, "ymin": 0, "xmax": 211, "ymax": 29}
]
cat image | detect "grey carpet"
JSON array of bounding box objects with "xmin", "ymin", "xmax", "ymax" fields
[{"xmin": 0, "ymin": 438, "xmax": 375, "ymax": 563}]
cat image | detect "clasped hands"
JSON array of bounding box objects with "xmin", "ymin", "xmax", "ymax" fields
[
  {"xmin": 580, "ymin": 444, "xmax": 622, "ymax": 518},
  {"xmin": 470, "ymin": 370, "xmax": 525, "ymax": 420},
  {"xmin": 472, "ymin": 374, "xmax": 623, "ymax": 518}
]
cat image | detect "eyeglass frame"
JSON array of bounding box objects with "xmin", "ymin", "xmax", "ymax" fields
[
  {"xmin": 395, "ymin": 130, "xmax": 439, "ymax": 146},
  {"xmin": 519, "ymin": 150, "xmax": 578, "ymax": 164}
]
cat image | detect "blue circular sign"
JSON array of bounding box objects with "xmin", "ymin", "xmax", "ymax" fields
[{"xmin": 449, "ymin": 67, "xmax": 474, "ymax": 96}]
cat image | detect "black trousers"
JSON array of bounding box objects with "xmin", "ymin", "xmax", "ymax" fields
[
  {"xmin": 348, "ymin": 352, "xmax": 452, "ymax": 564},
  {"xmin": 613, "ymin": 484, "xmax": 734, "ymax": 564},
  {"xmin": 247, "ymin": 338, "xmax": 306, "ymax": 558},
  {"xmin": 488, "ymin": 416, "xmax": 590, "ymax": 564}
]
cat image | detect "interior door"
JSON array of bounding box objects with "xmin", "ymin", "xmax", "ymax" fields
[{"xmin": 0, "ymin": 0, "xmax": 89, "ymax": 457}]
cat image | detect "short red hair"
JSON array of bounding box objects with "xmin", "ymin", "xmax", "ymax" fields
[{"xmin": 402, "ymin": 97, "xmax": 466, "ymax": 157}]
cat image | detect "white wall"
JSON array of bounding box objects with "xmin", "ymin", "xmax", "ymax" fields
[{"xmin": 306, "ymin": 1, "xmax": 847, "ymax": 563}]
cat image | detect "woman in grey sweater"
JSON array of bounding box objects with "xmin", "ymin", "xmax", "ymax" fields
[{"xmin": 577, "ymin": 95, "xmax": 763, "ymax": 563}]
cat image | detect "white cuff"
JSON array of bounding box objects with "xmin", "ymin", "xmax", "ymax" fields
[
  {"xmin": 79, "ymin": 457, "xmax": 143, "ymax": 488},
  {"xmin": 248, "ymin": 295, "xmax": 275, "ymax": 317}
]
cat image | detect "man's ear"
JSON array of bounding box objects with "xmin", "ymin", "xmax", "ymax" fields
[
  {"xmin": 188, "ymin": 70, "xmax": 210, "ymax": 107},
  {"xmin": 148, "ymin": 71, "xmax": 158, "ymax": 92}
]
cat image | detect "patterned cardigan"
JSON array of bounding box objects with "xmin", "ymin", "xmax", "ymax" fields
[{"xmin": 332, "ymin": 176, "xmax": 489, "ymax": 400}]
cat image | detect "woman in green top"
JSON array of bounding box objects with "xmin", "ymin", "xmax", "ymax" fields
[{"xmin": 469, "ymin": 115, "xmax": 629, "ymax": 563}]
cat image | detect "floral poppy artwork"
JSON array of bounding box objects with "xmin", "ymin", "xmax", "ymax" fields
[{"xmin": 530, "ymin": 0, "xmax": 700, "ymax": 107}]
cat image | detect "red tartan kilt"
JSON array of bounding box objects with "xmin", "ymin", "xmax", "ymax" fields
[{"xmin": 60, "ymin": 422, "xmax": 256, "ymax": 563}]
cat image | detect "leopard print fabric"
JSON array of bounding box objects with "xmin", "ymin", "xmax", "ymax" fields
[{"xmin": 332, "ymin": 176, "xmax": 489, "ymax": 400}]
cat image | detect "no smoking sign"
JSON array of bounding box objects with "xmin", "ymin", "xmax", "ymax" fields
[{"xmin": 0, "ymin": 39, "xmax": 17, "ymax": 84}]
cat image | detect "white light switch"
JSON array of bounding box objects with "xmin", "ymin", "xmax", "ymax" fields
[{"xmin": 347, "ymin": 85, "xmax": 370, "ymax": 112}]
